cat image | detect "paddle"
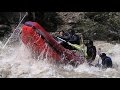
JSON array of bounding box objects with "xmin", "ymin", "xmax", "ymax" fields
[
  {"xmin": 57, "ymin": 37, "xmax": 84, "ymax": 51},
  {"xmin": 57, "ymin": 37, "xmax": 79, "ymax": 49},
  {"xmin": 2, "ymin": 12, "xmax": 28, "ymax": 49}
]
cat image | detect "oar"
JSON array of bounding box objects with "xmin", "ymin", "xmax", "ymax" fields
[
  {"xmin": 2, "ymin": 12, "xmax": 28, "ymax": 49},
  {"xmin": 57, "ymin": 37, "xmax": 83, "ymax": 51}
]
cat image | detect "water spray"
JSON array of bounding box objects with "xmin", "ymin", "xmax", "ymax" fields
[{"xmin": 2, "ymin": 12, "xmax": 28, "ymax": 49}]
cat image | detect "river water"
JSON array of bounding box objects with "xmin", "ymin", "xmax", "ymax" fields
[{"xmin": 0, "ymin": 39, "xmax": 120, "ymax": 78}]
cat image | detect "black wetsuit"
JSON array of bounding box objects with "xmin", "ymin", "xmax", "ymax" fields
[
  {"xmin": 86, "ymin": 45, "xmax": 96, "ymax": 62},
  {"xmin": 102, "ymin": 56, "xmax": 112, "ymax": 68}
]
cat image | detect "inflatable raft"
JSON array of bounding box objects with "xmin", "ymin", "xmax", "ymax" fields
[{"xmin": 21, "ymin": 21, "xmax": 84, "ymax": 66}]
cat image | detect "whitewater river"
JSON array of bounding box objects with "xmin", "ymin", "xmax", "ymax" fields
[{"xmin": 0, "ymin": 40, "xmax": 120, "ymax": 78}]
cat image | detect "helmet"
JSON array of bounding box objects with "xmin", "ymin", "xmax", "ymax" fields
[
  {"xmin": 70, "ymin": 29, "xmax": 75, "ymax": 35},
  {"xmin": 88, "ymin": 40, "xmax": 93, "ymax": 45},
  {"xmin": 100, "ymin": 53, "xmax": 106, "ymax": 57}
]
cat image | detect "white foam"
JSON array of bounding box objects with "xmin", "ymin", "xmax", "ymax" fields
[{"xmin": 0, "ymin": 40, "xmax": 120, "ymax": 78}]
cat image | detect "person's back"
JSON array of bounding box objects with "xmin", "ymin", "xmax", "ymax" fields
[
  {"xmin": 100, "ymin": 53, "xmax": 112, "ymax": 68},
  {"xmin": 102, "ymin": 56, "xmax": 112, "ymax": 68},
  {"xmin": 87, "ymin": 45, "xmax": 96, "ymax": 60},
  {"xmin": 85, "ymin": 40, "xmax": 96, "ymax": 63}
]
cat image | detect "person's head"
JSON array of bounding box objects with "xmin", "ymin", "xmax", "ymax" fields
[
  {"xmin": 59, "ymin": 30, "xmax": 64, "ymax": 36},
  {"xmin": 69, "ymin": 29, "xmax": 75, "ymax": 35},
  {"xmin": 98, "ymin": 48, "xmax": 101, "ymax": 50},
  {"xmin": 89, "ymin": 40, "xmax": 93, "ymax": 45},
  {"xmin": 98, "ymin": 48, "xmax": 101, "ymax": 51},
  {"xmin": 100, "ymin": 53, "xmax": 106, "ymax": 59},
  {"xmin": 86, "ymin": 40, "xmax": 93, "ymax": 47}
]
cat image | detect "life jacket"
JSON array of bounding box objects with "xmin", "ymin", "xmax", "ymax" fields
[{"xmin": 102, "ymin": 56, "xmax": 112, "ymax": 68}]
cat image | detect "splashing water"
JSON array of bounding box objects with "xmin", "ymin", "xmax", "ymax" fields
[{"xmin": 0, "ymin": 40, "xmax": 120, "ymax": 78}]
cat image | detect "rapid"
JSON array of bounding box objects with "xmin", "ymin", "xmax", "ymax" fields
[{"xmin": 0, "ymin": 36, "xmax": 120, "ymax": 78}]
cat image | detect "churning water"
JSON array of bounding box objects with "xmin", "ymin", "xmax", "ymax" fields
[{"xmin": 0, "ymin": 39, "xmax": 120, "ymax": 78}]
